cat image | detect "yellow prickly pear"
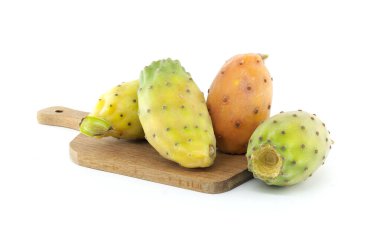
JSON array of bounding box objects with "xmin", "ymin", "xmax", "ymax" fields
[
  {"xmin": 246, "ymin": 110, "xmax": 333, "ymax": 186},
  {"xmin": 80, "ymin": 80, "xmax": 144, "ymax": 140},
  {"xmin": 138, "ymin": 59, "xmax": 216, "ymax": 168}
]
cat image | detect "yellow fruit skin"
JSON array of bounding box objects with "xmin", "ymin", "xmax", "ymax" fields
[
  {"xmin": 138, "ymin": 59, "xmax": 216, "ymax": 168},
  {"xmin": 207, "ymin": 54, "xmax": 273, "ymax": 154},
  {"xmin": 81, "ymin": 80, "xmax": 144, "ymax": 140}
]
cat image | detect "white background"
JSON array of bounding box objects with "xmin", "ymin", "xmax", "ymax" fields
[{"xmin": 1, "ymin": 0, "xmax": 379, "ymax": 251}]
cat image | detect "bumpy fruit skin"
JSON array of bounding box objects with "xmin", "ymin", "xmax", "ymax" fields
[
  {"xmin": 80, "ymin": 80, "xmax": 144, "ymax": 140},
  {"xmin": 138, "ymin": 59, "xmax": 216, "ymax": 168},
  {"xmin": 246, "ymin": 111, "xmax": 332, "ymax": 186},
  {"xmin": 207, "ymin": 53, "xmax": 273, "ymax": 154}
]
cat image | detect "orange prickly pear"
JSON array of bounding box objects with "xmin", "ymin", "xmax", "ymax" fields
[{"xmin": 207, "ymin": 53, "xmax": 273, "ymax": 154}]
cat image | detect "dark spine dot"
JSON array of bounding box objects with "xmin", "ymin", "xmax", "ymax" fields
[
  {"xmin": 120, "ymin": 114, "xmax": 123, "ymax": 117},
  {"xmin": 256, "ymin": 59, "xmax": 260, "ymax": 63},
  {"xmin": 281, "ymin": 130, "xmax": 286, "ymax": 135},
  {"xmin": 133, "ymin": 99, "xmax": 136, "ymax": 103},
  {"xmin": 315, "ymin": 149, "xmax": 318, "ymax": 154},
  {"xmin": 166, "ymin": 128, "xmax": 170, "ymax": 131},
  {"xmin": 273, "ymin": 120, "xmax": 277, "ymax": 123},
  {"xmin": 304, "ymin": 167, "xmax": 308, "ymax": 171},
  {"xmin": 166, "ymin": 152, "xmax": 169, "ymax": 156},
  {"xmin": 316, "ymin": 131, "xmax": 320, "ymax": 136},
  {"xmin": 235, "ymin": 120, "xmax": 241, "ymax": 128},
  {"xmin": 264, "ymin": 78, "xmax": 267, "ymax": 83},
  {"xmin": 298, "ymin": 109, "xmax": 303, "ymax": 112},
  {"xmin": 292, "ymin": 114, "xmax": 297, "ymax": 117},
  {"xmin": 267, "ymin": 139, "xmax": 271, "ymax": 143},
  {"xmin": 195, "ymin": 125, "xmax": 199, "ymax": 128},
  {"xmin": 98, "ymin": 98, "xmax": 102, "ymax": 101},
  {"xmin": 301, "ymin": 125, "xmax": 305, "ymax": 130},
  {"xmin": 239, "ymin": 61, "xmax": 244, "ymax": 65},
  {"xmin": 254, "ymin": 108, "xmax": 259, "ymax": 114},
  {"xmin": 188, "ymin": 139, "xmax": 192, "ymax": 142},
  {"xmin": 186, "ymin": 89, "xmax": 190, "ymax": 93},
  {"xmin": 323, "ymin": 155, "xmax": 326, "ymax": 160},
  {"xmin": 189, "ymin": 77, "xmax": 193, "ymax": 81},
  {"xmin": 322, "ymin": 123, "xmax": 326, "ymax": 127},
  {"xmin": 326, "ymin": 138, "xmax": 328, "ymax": 142},
  {"xmin": 223, "ymin": 96, "xmax": 228, "ymax": 103},
  {"xmin": 292, "ymin": 161, "xmax": 297, "ymax": 165},
  {"xmin": 281, "ymin": 146, "xmax": 286, "ymax": 151},
  {"xmin": 284, "ymin": 179, "xmax": 289, "ymax": 183},
  {"xmin": 115, "ymin": 93, "xmax": 118, "ymax": 96},
  {"xmin": 149, "ymin": 85, "xmax": 153, "ymax": 89},
  {"xmin": 221, "ymin": 70, "xmax": 225, "ymax": 74},
  {"xmin": 175, "ymin": 143, "xmax": 179, "ymax": 146},
  {"xmin": 162, "ymin": 105, "xmax": 167, "ymax": 110},
  {"xmin": 247, "ymin": 86, "xmax": 252, "ymax": 91},
  {"xmin": 181, "ymin": 105, "xmax": 185, "ymax": 109},
  {"xmin": 268, "ymin": 104, "xmax": 271, "ymax": 110},
  {"xmin": 128, "ymin": 122, "xmax": 131, "ymax": 126},
  {"xmin": 152, "ymin": 134, "xmax": 156, "ymax": 138},
  {"xmin": 271, "ymin": 77, "xmax": 273, "ymax": 81},
  {"xmin": 147, "ymin": 109, "xmax": 151, "ymax": 113},
  {"xmin": 301, "ymin": 144, "xmax": 305, "ymax": 149},
  {"xmin": 207, "ymin": 89, "xmax": 210, "ymax": 93},
  {"xmin": 184, "ymin": 126, "xmax": 188, "ymax": 129},
  {"xmin": 259, "ymin": 136, "xmax": 263, "ymax": 141},
  {"xmin": 117, "ymin": 84, "xmax": 121, "ymax": 87},
  {"xmin": 109, "ymin": 104, "xmax": 113, "ymax": 107},
  {"xmin": 280, "ymin": 111, "xmax": 284, "ymax": 113},
  {"xmin": 199, "ymin": 113, "xmax": 202, "ymax": 116},
  {"xmin": 311, "ymin": 117, "xmax": 315, "ymax": 120},
  {"xmin": 252, "ymin": 147, "xmax": 256, "ymax": 151}
]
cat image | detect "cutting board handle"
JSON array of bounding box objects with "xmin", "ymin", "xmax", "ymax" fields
[{"xmin": 37, "ymin": 106, "xmax": 88, "ymax": 131}]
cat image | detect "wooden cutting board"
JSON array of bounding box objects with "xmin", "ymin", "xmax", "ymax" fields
[{"xmin": 37, "ymin": 106, "xmax": 252, "ymax": 193}]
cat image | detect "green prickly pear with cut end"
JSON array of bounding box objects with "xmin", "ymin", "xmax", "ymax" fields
[
  {"xmin": 138, "ymin": 59, "xmax": 216, "ymax": 168},
  {"xmin": 246, "ymin": 110, "xmax": 333, "ymax": 186},
  {"xmin": 80, "ymin": 80, "xmax": 144, "ymax": 140}
]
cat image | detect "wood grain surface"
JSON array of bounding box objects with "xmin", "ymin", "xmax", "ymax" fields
[{"xmin": 37, "ymin": 106, "xmax": 252, "ymax": 193}]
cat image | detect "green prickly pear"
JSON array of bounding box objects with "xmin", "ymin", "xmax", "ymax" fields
[
  {"xmin": 246, "ymin": 110, "xmax": 332, "ymax": 186},
  {"xmin": 138, "ymin": 59, "xmax": 216, "ymax": 168},
  {"xmin": 80, "ymin": 80, "xmax": 144, "ymax": 140}
]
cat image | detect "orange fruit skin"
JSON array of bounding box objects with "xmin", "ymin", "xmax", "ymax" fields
[{"xmin": 206, "ymin": 54, "xmax": 273, "ymax": 154}]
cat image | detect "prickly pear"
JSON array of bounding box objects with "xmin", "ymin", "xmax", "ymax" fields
[
  {"xmin": 138, "ymin": 59, "xmax": 216, "ymax": 168},
  {"xmin": 207, "ymin": 53, "xmax": 273, "ymax": 154},
  {"xmin": 80, "ymin": 80, "xmax": 144, "ymax": 140},
  {"xmin": 246, "ymin": 110, "xmax": 332, "ymax": 186}
]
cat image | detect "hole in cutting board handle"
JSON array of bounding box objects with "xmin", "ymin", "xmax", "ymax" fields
[{"xmin": 55, "ymin": 109, "xmax": 63, "ymax": 113}]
